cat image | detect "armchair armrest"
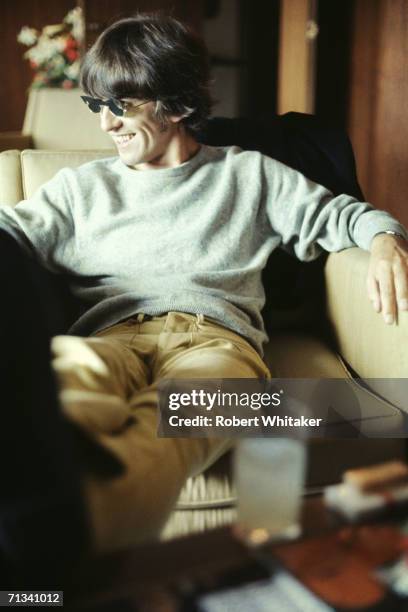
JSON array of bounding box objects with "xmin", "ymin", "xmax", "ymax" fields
[
  {"xmin": 325, "ymin": 248, "xmax": 408, "ymax": 408},
  {"xmin": 0, "ymin": 131, "xmax": 32, "ymax": 151}
]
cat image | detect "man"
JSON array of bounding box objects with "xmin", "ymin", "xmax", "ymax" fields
[{"xmin": 0, "ymin": 13, "xmax": 408, "ymax": 564}]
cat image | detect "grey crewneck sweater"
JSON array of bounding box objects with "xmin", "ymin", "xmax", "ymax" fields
[{"xmin": 1, "ymin": 145, "xmax": 407, "ymax": 354}]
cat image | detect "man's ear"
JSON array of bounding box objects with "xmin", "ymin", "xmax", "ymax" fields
[
  {"xmin": 169, "ymin": 108, "xmax": 193, "ymax": 124},
  {"xmin": 168, "ymin": 114, "xmax": 185, "ymax": 124}
]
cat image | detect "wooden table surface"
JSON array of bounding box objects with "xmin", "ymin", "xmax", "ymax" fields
[{"xmin": 64, "ymin": 495, "xmax": 408, "ymax": 611}]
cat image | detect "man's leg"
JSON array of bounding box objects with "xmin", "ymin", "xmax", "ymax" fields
[
  {"xmin": 50, "ymin": 319, "xmax": 158, "ymax": 551},
  {"xmin": 63, "ymin": 313, "xmax": 270, "ymax": 552},
  {"xmin": 0, "ymin": 233, "xmax": 88, "ymax": 587}
]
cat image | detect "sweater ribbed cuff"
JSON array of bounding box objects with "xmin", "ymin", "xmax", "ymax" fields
[{"xmin": 354, "ymin": 212, "xmax": 408, "ymax": 251}]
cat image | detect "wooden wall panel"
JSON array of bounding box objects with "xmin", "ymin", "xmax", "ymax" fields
[
  {"xmin": 314, "ymin": 0, "xmax": 354, "ymax": 127},
  {"xmin": 347, "ymin": 0, "xmax": 408, "ymax": 226},
  {"xmin": 239, "ymin": 0, "xmax": 280, "ymax": 117},
  {"xmin": 277, "ymin": 0, "xmax": 318, "ymax": 114},
  {"xmin": 84, "ymin": 1, "xmax": 204, "ymax": 47}
]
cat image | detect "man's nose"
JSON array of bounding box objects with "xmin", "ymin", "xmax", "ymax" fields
[{"xmin": 100, "ymin": 106, "xmax": 123, "ymax": 132}]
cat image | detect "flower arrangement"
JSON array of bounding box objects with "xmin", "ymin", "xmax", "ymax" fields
[{"xmin": 17, "ymin": 7, "xmax": 85, "ymax": 89}]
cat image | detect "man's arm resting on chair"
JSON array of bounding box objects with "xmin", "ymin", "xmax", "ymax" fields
[
  {"xmin": 367, "ymin": 233, "xmax": 408, "ymax": 325},
  {"xmin": 260, "ymin": 154, "xmax": 408, "ymax": 327}
]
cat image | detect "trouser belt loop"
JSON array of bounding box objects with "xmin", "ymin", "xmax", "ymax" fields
[
  {"xmin": 192, "ymin": 314, "xmax": 204, "ymax": 335},
  {"xmin": 163, "ymin": 312, "xmax": 172, "ymax": 332},
  {"xmin": 136, "ymin": 313, "xmax": 145, "ymax": 323}
]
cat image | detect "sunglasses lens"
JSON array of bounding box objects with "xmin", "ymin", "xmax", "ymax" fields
[
  {"xmin": 81, "ymin": 96, "xmax": 124, "ymax": 116},
  {"xmin": 88, "ymin": 101, "xmax": 102, "ymax": 113},
  {"xmin": 81, "ymin": 97, "xmax": 101, "ymax": 113},
  {"xmin": 108, "ymin": 100, "xmax": 124, "ymax": 117}
]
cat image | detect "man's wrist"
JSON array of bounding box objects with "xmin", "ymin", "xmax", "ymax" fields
[
  {"xmin": 370, "ymin": 230, "xmax": 408, "ymax": 249},
  {"xmin": 373, "ymin": 230, "xmax": 407, "ymax": 241}
]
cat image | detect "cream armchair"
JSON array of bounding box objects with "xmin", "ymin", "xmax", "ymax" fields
[
  {"xmin": 0, "ymin": 147, "xmax": 407, "ymax": 540},
  {"xmin": 0, "ymin": 88, "xmax": 115, "ymax": 151}
]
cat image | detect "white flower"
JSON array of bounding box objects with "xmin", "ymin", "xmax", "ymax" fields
[
  {"xmin": 65, "ymin": 60, "xmax": 80, "ymax": 79},
  {"xmin": 64, "ymin": 7, "xmax": 79, "ymax": 23},
  {"xmin": 17, "ymin": 26, "xmax": 38, "ymax": 46},
  {"xmin": 54, "ymin": 36, "xmax": 68, "ymax": 53},
  {"xmin": 64, "ymin": 7, "xmax": 84, "ymax": 42},
  {"xmin": 18, "ymin": 9, "xmax": 83, "ymax": 87},
  {"xmin": 43, "ymin": 24, "xmax": 66, "ymax": 38},
  {"xmin": 24, "ymin": 35, "xmax": 63, "ymax": 65}
]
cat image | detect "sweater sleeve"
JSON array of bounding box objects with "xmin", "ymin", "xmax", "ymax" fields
[
  {"xmin": 0, "ymin": 169, "xmax": 76, "ymax": 273},
  {"xmin": 263, "ymin": 156, "xmax": 408, "ymax": 262}
]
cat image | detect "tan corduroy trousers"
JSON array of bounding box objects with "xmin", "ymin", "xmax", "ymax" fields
[{"xmin": 50, "ymin": 311, "xmax": 270, "ymax": 552}]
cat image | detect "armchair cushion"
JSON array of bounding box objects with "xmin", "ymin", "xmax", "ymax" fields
[{"xmin": 264, "ymin": 331, "xmax": 403, "ymax": 435}]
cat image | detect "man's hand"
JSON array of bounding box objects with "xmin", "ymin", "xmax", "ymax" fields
[{"xmin": 367, "ymin": 234, "xmax": 408, "ymax": 324}]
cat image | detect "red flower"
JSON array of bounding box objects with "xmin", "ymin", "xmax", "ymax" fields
[
  {"xmin": 65, "ymin": 36, "xmax": 77, "ymax": 49},
  {"xmin": 65, "ymin": 48, "xmax": 78, "ymax": 62},
  {"xmin": 64, "ymin": 35, "xmax": 79, "ymax": 62}
]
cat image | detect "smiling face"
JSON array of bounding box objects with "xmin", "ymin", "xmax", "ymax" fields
[
  {"xmin": 80, "ymin": 15, "xmax": 213, "ymax": 168},
  {"xmin": 99, "ymin": 99, "xmax": 188, "ymax": 170}
]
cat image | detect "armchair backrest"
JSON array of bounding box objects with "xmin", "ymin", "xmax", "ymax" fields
[
  {"xmin": 0, "ymin": 150, "xmax": 112, "ymax": 206},
  {"xmin": 0, "ymin": 151, "xmax": 25, "ymax": 204},
  {"xmin": 23, "ymin": 150, "xmax": 112, "ymax": 200}
]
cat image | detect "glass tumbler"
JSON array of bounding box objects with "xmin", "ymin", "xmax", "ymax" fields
[{"xmin": 234, "ymin": 438, "xmax": 307, "ymax": 546}]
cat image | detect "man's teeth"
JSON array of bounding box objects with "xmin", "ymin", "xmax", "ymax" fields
[{"xmin": 116, "ymin": 134, "xmax": 135, "ymax": 144}]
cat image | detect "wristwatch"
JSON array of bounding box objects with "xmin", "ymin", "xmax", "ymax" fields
[{"xmin": 373, "ymin": 230, "xmax": 407, "ymax": 240}]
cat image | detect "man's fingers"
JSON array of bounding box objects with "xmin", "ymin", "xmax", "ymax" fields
[
  {"xmin": 366, "ymin": 272, "xmax": 381, "ymax": 312},
  {"xmin": 376, "ymin": 261, "xmax": 396, "ymax": 323},
  {"xmin": 393, "ymin": 255, "xmax": 408, "ymax": 311},
  {"xmin": 368, "ymin": 238, "xmax": 408, "ymax": 323}
]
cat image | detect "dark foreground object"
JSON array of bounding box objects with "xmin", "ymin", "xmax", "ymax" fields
[{"xmin": 0, "ymin": 231, "xmax": 89, "ymax": 588}]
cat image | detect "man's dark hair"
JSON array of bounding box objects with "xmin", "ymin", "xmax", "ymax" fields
[{"xmin": 80, "ymin": 13, "xmax": 213, "ymax": 135}]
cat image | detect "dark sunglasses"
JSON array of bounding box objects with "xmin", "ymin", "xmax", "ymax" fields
[{"xmin": 80, "ymin": 96, "xmax": 149, "ymax": 117}]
